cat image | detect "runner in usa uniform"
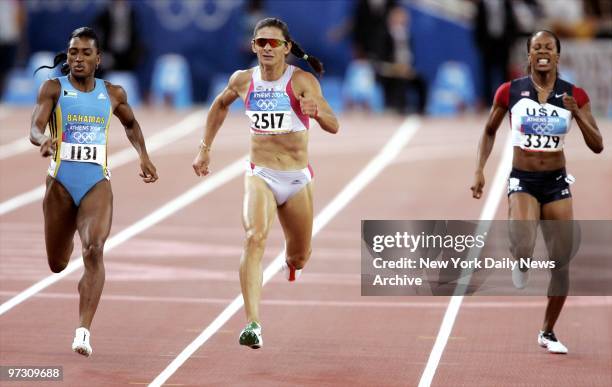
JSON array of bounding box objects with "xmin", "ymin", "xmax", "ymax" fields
[
  {"xmin": 192, "ymin": 18, "xmax": 339, "ymax": 349},
  {"xmin": 30, "ymin": 27, "xmax": 158, "ymax": 357},
  {"xmin": 471, "ymin": 31, "xmax": 603, "ymax": 354}
]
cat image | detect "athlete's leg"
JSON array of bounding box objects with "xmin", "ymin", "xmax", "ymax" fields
[
  {"xmin": 75, "ymin": 180, "xmax": 113, "ymax": 330},
  {"xmin": 508, "ymin": 192, "xmax": 540, "ymax": 257},
  {"xmin": 43, "ymin": 176, "xmax": 77, "ymax": 273},
  {"xmin": 508, "ymin": 192, "xmax": 540, "ymax": 289},
  {"xmin": 241, "ymin": 176, "xmax": 277, "ymax": 324},
  {"xmin": 278, "ymin": 182, "xmax": 313, "ymax": 270},
  {"xmin": 540, "ymin": 198, "xmax": 573, "ymax": 332}
]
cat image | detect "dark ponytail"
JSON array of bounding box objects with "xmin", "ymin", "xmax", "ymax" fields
[
  {"xmin": 253, "ymin": 17, "xmax": 324, "ymax": 77},
  {"xmin": 34, "ymin": 52, "xmax": 69, "ymax": 76},
  {"xmin": 34, "ymin": 27, "xmax": 100, "ymax": 77},
  {"xmin": 289, "ymin": 39, "xmax": 324, "ymax": 76}
]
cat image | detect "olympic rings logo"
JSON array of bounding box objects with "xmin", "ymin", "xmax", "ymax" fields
[
  {"xmin": 147, "ymin": 0, "xmax": 240, "ymax": 32},
  {"xmin": 531, "ymin": 123, "xmax": 555, "ymax": 134},
  {"xmin": 72, "ymin": 132, "xmax": 97, "ymax": 143},
  {"xmin": 256, "ymin": 99, "xmax": 278, "ymax": 111}
]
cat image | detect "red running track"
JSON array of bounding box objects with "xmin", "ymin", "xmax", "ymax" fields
[{"xmin": 0, "ymin": 106, "xmax": 610, "ymax": 386}]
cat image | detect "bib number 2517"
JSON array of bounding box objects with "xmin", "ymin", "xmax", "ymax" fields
[{"xmin": 252, "ymin": 112, "xmax": 285, "ymax": 130}]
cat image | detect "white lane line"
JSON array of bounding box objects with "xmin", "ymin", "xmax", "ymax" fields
[
  {"xmin": 148, "ymin": 116, "xmax": 421, "ymax": 387},
  {"xmin": 0, "ymin": 137, "xmax": 31, "ymax": 160},
  {"xmin": 417, "ymin": 131, "xmax": 513, "ymax": 387},
  {"xmin": 0, "ymin": 156, "xmax": 246, "ymax": 316},
  {"xmin": 2, "ymin": 291, "xmax": 608, "ymax": 308},
  {"xmin": 0, "ymin": 109, "xmax": 206, "ymax": 216}
]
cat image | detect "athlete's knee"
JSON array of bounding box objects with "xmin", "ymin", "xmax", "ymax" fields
[
  {"xmin": 244, "ymin": 229, "xmax": 268, "ymax": 251},
  {"xmin": 82, "ymin": 242, "xmax": 104, "ymax": 262},
  {"xmin": 287, "ymin": 248, "xmax": 311, "ymax": 270}
]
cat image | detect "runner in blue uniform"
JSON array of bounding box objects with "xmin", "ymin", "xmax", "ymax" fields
[
  {"xmin": 192, "ymin": 18, "xmax": 339, "ymax": 349},
  {"xmin": 471, "ymin": 30, "xmax": 603, "ymax": 354},
  {"xmin": 30, "ymin": 27, "xmax": 158, "ymax": 357}
]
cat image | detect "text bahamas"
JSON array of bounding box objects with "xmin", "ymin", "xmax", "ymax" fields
[{"xmin": 67, "ymin": 114, "xmax": 106, "ymax": 124}]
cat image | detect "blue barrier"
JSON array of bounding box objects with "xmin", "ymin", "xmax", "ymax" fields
[{"xmin": 151, "ymin": 54, "xmax": 193, "ymax": 109}]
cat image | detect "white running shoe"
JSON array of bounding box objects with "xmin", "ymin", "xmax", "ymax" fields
[
  {"xmin": 72, "ymin": 327, "xmax": 92, "ymax": 357},
  {"xmin": 281, "ymin": 261, "xmax": 302, "ymax": 282},
  {"xmin": 512, "ymin": 264, "xmax": 529, "ymax": 289},
  {"xmin": 239, "ymin": 322, "xmax": 263, "ymax": 349},
  {"xmin": 538, "ymin": 331, "xmax": 568, "ymax": 354}
]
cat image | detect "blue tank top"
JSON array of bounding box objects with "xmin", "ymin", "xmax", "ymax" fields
[{"xmin": 48, "ymin": 76, "xmax": 112, "ymax": 177}]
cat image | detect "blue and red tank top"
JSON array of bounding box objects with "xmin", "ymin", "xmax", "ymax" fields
[{"xmin": 494, "ymin": 76, "xmax": 589, "ymax": 152}]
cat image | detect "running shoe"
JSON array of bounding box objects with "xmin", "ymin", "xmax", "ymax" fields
[
  {"xmin": 72, "ymin": 327, "xmax": 92, "ymax": 357},
  {"xmin": 281, "ymin": 261, "xmax": 302, "ymax": 282},
  {"xmin": 239, "ymin": 321, "xmax": 263, "ymax": 349},
  {"xmin": 512, "ymin": 263, "xmax": 529, "ymax": 289},
  {"xmin": 538, "ymin": 330, "xmax": 568, "ymax": 354}
]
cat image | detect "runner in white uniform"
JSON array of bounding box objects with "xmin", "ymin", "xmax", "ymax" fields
[
  {"xmin": 471, "ymin": 30, "xmax": 603, "ymax": 354},
  {"xmin": 192, "ymin": 17, "xmax": 339, "ymax": 349},
  {"xmin": 245, "ymin": 65, "xmax": 315, "ymax": 205}
]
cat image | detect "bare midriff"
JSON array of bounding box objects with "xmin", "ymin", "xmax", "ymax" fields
[
  {"xmin": 250, "ymin": 130, "xmax": 308, "ymax": 170},
  {"xmin": 512, "ymin": 147, "xmax": 566, "ymax": 171}
]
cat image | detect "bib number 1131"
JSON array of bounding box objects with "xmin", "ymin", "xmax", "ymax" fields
[{"xmin": 60, "ymin": 142, "xmax": 104, "ymax": 163}]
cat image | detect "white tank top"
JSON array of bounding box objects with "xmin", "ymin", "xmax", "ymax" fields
[{"xmin": 244, "ymin": 65, "xmax": 309, "ymax": 135}]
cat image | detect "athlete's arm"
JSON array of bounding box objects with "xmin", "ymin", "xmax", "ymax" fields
[
  {"xmin": 471, "ymin": 103, "xmax": 507, "ymax": 199},
  {"xmin": 192, "ymin": 70, "xmax": 247, "ymax": 177},
  {"xmin": 29, "ymin": 79, "xmax": 60, "ymax": 157},
  {"xmin": 291, "ymin": 70, "xmax": 339, "ymax": 134},
  {"xmin": 108, "ymin": 83, "xmax": 158, "ymax": 183},
  {"xmin": 563, "ymin": 94, "xmax": 603, "ymax": 154}
]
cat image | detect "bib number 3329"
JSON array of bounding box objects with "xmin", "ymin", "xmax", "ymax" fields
[{"xmin": 521, "ymin": 134, "xmax": 562, "ymax": 151}]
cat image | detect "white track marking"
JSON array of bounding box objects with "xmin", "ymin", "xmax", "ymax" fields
[
  {"xmin": 0, "ymin": 137, "xmax": 31, "ymax": 160},
  {"xmin": 0, "ymin": 109, "xmax": 205, "ymax": 216},
  {"xmin": 148, "ymin": 116, "xmax": 421, "ymax": 387},
  {"xmin": 1, "ymin": 291, "xmax": 608, "ymax": 309},
  {"xmin": 0, "ymin": 155, "xmax": 245, "ymax": 316},
  {"xmin": 417, "ymin": 131, "xmax": 513, "ymax": 387}
]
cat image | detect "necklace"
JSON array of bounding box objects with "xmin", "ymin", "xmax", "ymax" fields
[{"xmin": 531, "ymin": 76, "xmax": 553, "ymax": 92}]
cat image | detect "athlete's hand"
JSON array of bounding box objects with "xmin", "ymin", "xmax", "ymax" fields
[
  {"xmin": 39, "ymin": 136, "xmax": 57, "ymax": 158},
  {"xmin": 471, "ymin": 171, "xmax": 485, "ymax": 199},
  {"xmin": 562, "ymin": 94, "xmax": 579, "ymax": 114},
  {"xmin": 299, "ymin": 96, "xmax": 318, "ymax": 118},
  {"xmin": 139, "ymin": 157, "xmax": 158, "ymax": 183},
  {"xmin": 192, "ymin": 149, "xmax": 211, "ymax": 177}
]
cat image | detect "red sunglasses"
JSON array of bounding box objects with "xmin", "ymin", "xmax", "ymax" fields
[{"xmin": 253, "ymin": 38, "xmax": 287, "ymax": 48}]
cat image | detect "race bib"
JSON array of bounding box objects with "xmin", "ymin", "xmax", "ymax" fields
[
  {"xmin": 520, "ymin": 116, "xmax": 567, "ymax": 152},
  {"xmin": 520, "ymin": 133, "xmax": 564, "ymax": 151},
  {"xmin": 246, "ymin": 91, "xmax": 293, "ymax": 134},
  {"xmin": 60, "ymin": 142, "xmax": 106, "ymax": 164}
]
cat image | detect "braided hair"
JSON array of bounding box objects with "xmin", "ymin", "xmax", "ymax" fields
[{"xmin": 253, "ymin": 17, "xmax": 324, "ymax": 76}]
